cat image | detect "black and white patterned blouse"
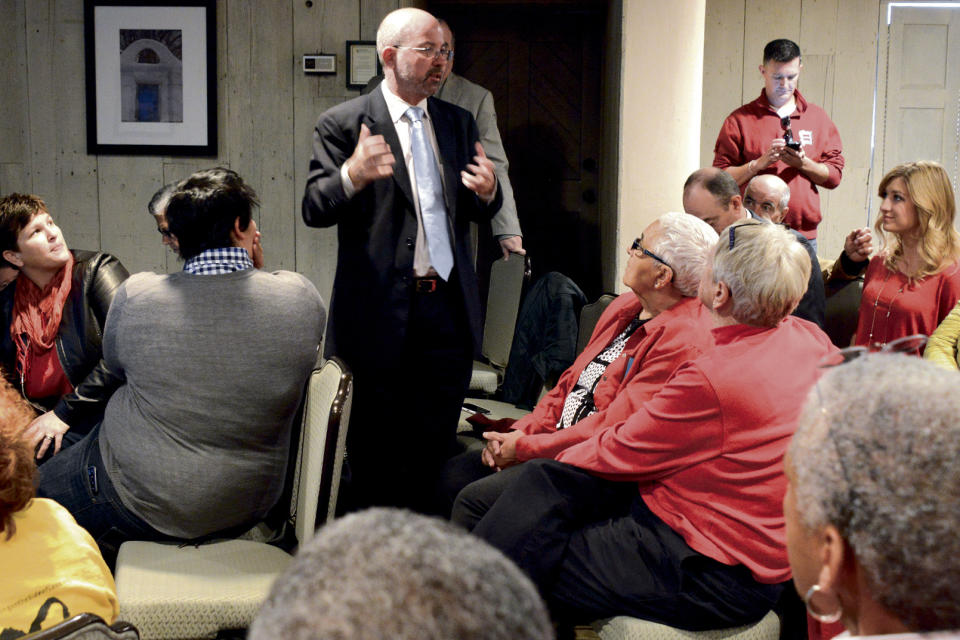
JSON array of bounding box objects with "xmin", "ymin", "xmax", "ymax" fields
[{"xmin": 557, "ymin": 315, "xmax": 647, "ymax": 429}]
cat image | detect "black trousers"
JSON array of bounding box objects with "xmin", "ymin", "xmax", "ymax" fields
[
  {"xmin": 471, "ymin": 459, "xmax": 784, "ymax": 629},
  {"xmin": 343, "ymin": 274, "xmax": 473, "ymax": 515}
]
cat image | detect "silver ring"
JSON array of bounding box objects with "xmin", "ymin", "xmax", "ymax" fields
[{"xmin": 44, "ymin": 435, "xmax": 53, "ymax": 440}]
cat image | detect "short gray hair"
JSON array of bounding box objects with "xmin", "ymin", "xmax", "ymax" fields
[
  {"xmin": 791, "ymin": 355, "xmax": 960, "ymax": 631},
  {"xmin": 649, "ymin": 211, "xmax": 718, "ymax": 297},
  {"xmin": 147, "ymin": 181, "xmax": 178, "ymax": 217},
  {"xmin": 249, "ymin": 508, "xmax": 554, "ymax": 640},
  {"xmin": 710, "ymin": 220, "xmax": 809, "ymax": 327}
]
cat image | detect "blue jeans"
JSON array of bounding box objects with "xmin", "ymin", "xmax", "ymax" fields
[{"xmin": 36, "ymin": 428, "xmax": 174, "ymax": 569}]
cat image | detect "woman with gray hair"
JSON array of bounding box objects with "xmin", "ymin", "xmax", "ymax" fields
[
  {"xmin": 786, "ymin": 354, "xmax": 960, "ymax": 635},
  {"xmin": 445, "ymin": 211, "xmax": 718, "ymax": 523},
  {"xmin": 466, "ymin": 220, "xmax": 837, "ymax": 630}
]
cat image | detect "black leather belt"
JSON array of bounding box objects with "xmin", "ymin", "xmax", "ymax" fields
[{"xmin": 414, "ymin": 277, "xmax": 442, "ymax": 293}]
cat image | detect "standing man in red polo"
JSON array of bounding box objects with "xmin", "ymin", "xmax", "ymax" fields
[{"xmin": 713, "ymin": 39, "xmax": 843, "ymax": 253}]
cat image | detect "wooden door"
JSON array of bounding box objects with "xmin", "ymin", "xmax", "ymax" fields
[
  {"xmin": 874, "ymin": 4, "xmax": 960, "ymax": 222},
  {"xmin": 431, "ymin": 2, "xmax": 606, "ymax": 300}
]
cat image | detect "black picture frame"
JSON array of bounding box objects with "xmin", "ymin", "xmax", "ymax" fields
[
  {"xmin": 83, "ymin": 0, "xmax": 217, "ymax": 156},
  {"xmin": 346, "ymin": 40, "xmax": 381, "ymax": 90}
]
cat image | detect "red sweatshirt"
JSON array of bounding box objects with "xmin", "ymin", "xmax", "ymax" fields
[{"xmin": 713, "ymin": 89, "xmax": 844, "ymax": 239}]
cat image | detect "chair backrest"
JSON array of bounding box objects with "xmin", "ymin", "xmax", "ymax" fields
[
  {"xmin": 289, "ymin": 357, "xmax": 353, "ymax": 547},
  {"xmin": 482, "ymin": 254, "xmax": 531, "ymax": 368},
  {"xmin": 576, "ymin": 294, "xmax": 617, "ymax": 355},
  {"xmin": 22, "ymin": 613, "xmax": 139, "ymax": 640}
]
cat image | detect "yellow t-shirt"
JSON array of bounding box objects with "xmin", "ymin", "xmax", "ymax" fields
[{"xmin": 0, "ymin": 498, "xmax": 118, "ymax": 635}]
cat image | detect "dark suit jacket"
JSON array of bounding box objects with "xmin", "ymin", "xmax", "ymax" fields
[{"xmin": 302, "ymin": 87, "xmax": 501, "ymax": 372}]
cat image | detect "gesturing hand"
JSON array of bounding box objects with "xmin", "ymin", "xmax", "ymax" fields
[
  {"xmin": 843, "ymin": 228, "xmax": 873, "ymax": 263},
  {"xmin": 461, "ymin": 142, "xmax": 497, "ymax": 199},
  {"xmin": 347, "ymin": 123, "xmax": 396, "ymax": 191}
]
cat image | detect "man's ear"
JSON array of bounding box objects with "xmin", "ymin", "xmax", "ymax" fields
[
  {"xmin": 2, "ymin": 249, "xmax": 23, "ymax": 268},
  {"xmin": 776, "ymin": 206, "xmax": 788, "ymax": 224},
  {"xmin": 229, "ymin": 217, "xmax": 245, "ymax": 245},
  {"xmin": 729, "ymin": 194, "xmax": 743, "ymax": 212},
  {"xmin": 655, "ymin": 264, "xmax": 672, "ymax": 289},
  {"xmin": 380, "ymin": 47, "xmax": 395, "ymax": 69}
]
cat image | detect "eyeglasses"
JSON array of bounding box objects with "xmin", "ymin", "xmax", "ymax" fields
[
  {"xmin": 157, "ymin": 226, "xmax": 174, "ymax": 239},
  {"xmin": 818, "ymin": 333, "xmax": 928, "ymax": 368},
  {"xmin": 391, "ymin": 45, "xmax": 453, "ymax": 61},
  {"xmin": 630, "ymin": 235, "xmax": 673, "ymax": 270}
]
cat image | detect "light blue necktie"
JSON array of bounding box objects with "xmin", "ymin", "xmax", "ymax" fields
[{"xmin": 406, "ymin": 106, "xmax": 453, "ymax": 280}]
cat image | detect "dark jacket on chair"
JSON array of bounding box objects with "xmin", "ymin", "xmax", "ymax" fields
[{"xmin": 501, "ymin": 272, "xmax": 586, "ymax": 407}]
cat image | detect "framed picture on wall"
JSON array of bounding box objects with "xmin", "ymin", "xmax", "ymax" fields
[
  {"xmin": 346, "ymin": 41, "xmax": 381, "ymax": 90},
  {"xmin": 83, "ymin": 0, "xmax": 217, "ymax": 155}
]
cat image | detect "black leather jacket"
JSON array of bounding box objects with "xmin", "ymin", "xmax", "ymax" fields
[{"xmin": 0, "ymin": 250, "xmax": 129, "ymax": 431}]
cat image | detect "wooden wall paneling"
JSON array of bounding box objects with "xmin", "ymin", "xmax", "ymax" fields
[
  {"xmin": 819, "ymin": 0, "xmax": 881, "ymax": 257},
  {"xmin": 701, "ymin": 0, "xmax": 745, "ymax": 168},
  {"xmin": 362, "ymin": 0, "xmax": 399, "ymax": 40},
  {"xmin": 97, "ymin": 157, "xmax": 165, "ymax": 274},
  {"xmin": 54, "ymin": 0, "xmax": 100, "ymax": 253},
  {"xmin": 293, "ymin": 1, "xmax": 360, "ymax": 298},
  {"xmin": 0, "ymin": 0, "xmax": 29, "ymax": 167},
  {"xmin": 799, "ymin": 0, "xmax": 838, "ymax": 59},
  {"xmin": 25, "ymin": 1, "xmax": 58, "ymax": 209},
  {"xmin": 742, "ymin": 0, "xmax": 801, "ymax": 104},
  {"xmin": 0, "ymin": 164, "xmax": 30, "ymax": 195},
  {"xmin": 224, "ymin": 0, "xmax": 256, "ymax": 194},
  {"xmin": 292, "ymin": 94, "xmax": 343, "ymax": 305},
  {"xmin": 246, "ymin": 1, "xmax": 295, "ymax": 271}
]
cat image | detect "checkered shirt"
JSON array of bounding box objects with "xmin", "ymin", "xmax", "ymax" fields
[{"xmin": 183, "ymin": 247, "xmax": 254, "ymax": 275}]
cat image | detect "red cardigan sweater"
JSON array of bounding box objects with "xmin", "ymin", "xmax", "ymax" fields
[{"xmin": 557, "ymin": 318, "xmax": 837, "ymax": 583}]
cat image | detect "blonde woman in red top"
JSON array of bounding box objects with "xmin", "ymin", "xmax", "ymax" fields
[{"xmin": 838, "ymin": 161, "xmax": 960, "ymax": 348}]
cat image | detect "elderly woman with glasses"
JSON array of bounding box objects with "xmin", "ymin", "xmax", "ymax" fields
[
  {"xmin": 444, "ymin": 211, "xmax": 718, "ymax": 520},
  {"xmin": 786, "ymin": 354, "xmax": 960, "ymax": 636},
  {"xmin": 0, "ymin": 194, "xmax": 128, "ymax": 460},
  {"xmin": 463, "ymin": 221, "xmax": 837, "ymax": 630}
]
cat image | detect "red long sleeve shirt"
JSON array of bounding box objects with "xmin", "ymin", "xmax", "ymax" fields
[
  {"xmin": 514, "ymin": 295, "xmax": 716, "ymax": 461},
  {"xmin": 557, "ymin": 318, "xmax": 837, "ymax": 583}
]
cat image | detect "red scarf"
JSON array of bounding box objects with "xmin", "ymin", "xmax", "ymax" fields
[{"xmin": 10, "ymin": 254, "xmax": 75, "ymax": 387}]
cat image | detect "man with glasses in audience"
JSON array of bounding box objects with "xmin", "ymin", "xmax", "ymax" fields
[
  {"xmin": 467, "ymin": 221, "xmax": 837, "ymax": 631},
  {"xmin": 302, "ymin": 8, "xmax": 502, "ymax": 513},
  {"xmin": 683, "ymin": 167, "xmax": 824, "ymax": 327}
]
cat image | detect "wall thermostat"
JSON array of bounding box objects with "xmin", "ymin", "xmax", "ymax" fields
[{"xmin": 303, "ymin": 54, "xmax": 336, "ymax": 74}]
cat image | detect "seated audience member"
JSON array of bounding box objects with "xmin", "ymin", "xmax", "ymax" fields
[
  {"xmin": 0, "ymin": 411, "xmax": 117, "ymax": 635},
  {"xmin": 683, "ymin": 167, "xmax": 825, "ymax": 326},
  {"xmin": 249, "ymin": 508, "xmax": 553, "ymax": 640},
  {"xmin": 147, "ymin": 180, "xmax": 180, "ymax": 254},
  {"xmin": 744, "ymin": 173, "xmax": 791, "ymax": 224},
  {"xmin": 787, "ymin": 354, "xmax": 960, "ymax": 634},
  {"xmin": 827, "ymin": 161, "xmax": 960, "ymax": 349},
  {"xmin": 446, "ymin": 211, "xmax": 718, "ymax": 522},
  {"xmin": 0, "ymin": 194, "xmax": 128, "ymax": 459},
  {"xmin": 467, "ymin": 221, "xmax": 837, "ymax": 630},
  {"xmin": 36, "ymin": 168, "xmax": 326, "ymax": 567},
  {"xmin": 148, "ymin": 171, "xmax": 264, "ymax": 266}
]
